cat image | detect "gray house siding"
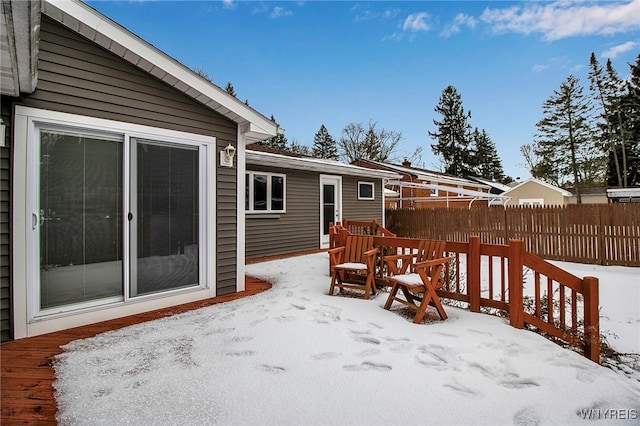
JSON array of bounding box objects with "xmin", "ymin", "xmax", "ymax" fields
[
  {"xmin": 246, "ymin": 164, "xmax": 319, "ymax": 259},
  {"xmin": 245, "ymin": 163, "xmax": 385, "ymax": 259},
  {"xmin": 0, "ymin": 100, "xmax": 12, "ymax": 342},
  {"xmin": 8, "ymin": 16, "xmax": 238, "ymax": 321},
  {"xmin": 342, "ymin": 175, "xmax": 384, "ymax": 223}
]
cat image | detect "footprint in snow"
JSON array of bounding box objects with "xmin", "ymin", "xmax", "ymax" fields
[
  {"xmin": 311, "ymin": 352, "xmax": 341, "ymax": 361},
  {"xmin": 343, "ymin": 361, "xmax": 392, "ymax": 372},
  {"xmin": 256, "ymin": 364, "xmax": 286, "ymax": 373},
  {"xmin": 499, "ymin": 379, "xmax": 540, "ymax": 389},
  {"xmin": 513, "ymin": 407, "xmax": 540, "ymax": 426},
  {"xmin": 443, "ymin": 382, "xmax": 481, "ymax": 399}
]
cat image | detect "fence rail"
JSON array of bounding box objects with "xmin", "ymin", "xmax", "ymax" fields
[
  {"xmin": 330, "ymin": 220, "xmax": 600, "ymax": 363},
  {"xmin": 386, "ymin": 204, "xmax": 640, "ymax": 266}
]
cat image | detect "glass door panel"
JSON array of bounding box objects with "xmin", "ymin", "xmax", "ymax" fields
[
  {"xmin": 39, "ymin": 130, "xmax": 123, "ymax": 309},
  {"xmin": 323, "ymin": 184, "xmax": 335, "ymax": 235},
  {"xmin": 131, "ymin": 140, "xmax": 199, "ymax": 297}
]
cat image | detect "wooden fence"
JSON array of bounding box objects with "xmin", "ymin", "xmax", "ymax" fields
[
  {"xmin": 331, "ymin": 221, "xmax": 600, "ymax": 363},
  {"xmin": 386, "ymin": 204, "xmax": 640, "ymax": 267}
]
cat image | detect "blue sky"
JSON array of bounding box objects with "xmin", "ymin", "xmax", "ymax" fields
[{"xmin": 87, "ymin": 0, "xmax": 640, "ymax": 180}]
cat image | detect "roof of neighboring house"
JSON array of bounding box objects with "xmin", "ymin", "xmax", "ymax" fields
[
  {"xmin": 466, "ymin": 176, "xmax": 512, "ymax": 194},
  {"xmin": 607, "ymin": 188, "xmax": 640, "ymax": 198},
  {"xmin": 503, "ymin": 178, "xmax": 573, "ymax": 197},
  {"xmin": 354, "ymin": 159, "xmax": 490, "ymax": 190},
  {"xmin": 1, "ymin": 0, "xmax": 278, "ymax": 143},
  {"xmin": 246, "ymin": 149, "xmax": 401, "ymax": 180}
]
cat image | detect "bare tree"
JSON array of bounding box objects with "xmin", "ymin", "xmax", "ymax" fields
[{"xmin": 338, "ymin": 121, "xmax": 401, "ymax": 163}]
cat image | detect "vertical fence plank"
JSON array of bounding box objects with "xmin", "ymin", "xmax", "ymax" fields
[
  {"xmin": 468, "ymin": 236, "xmax": 481, "ymax": 313},
  {"xmin": 583, "ymin": 276, "xmax": 600, "ymax": 363},
  {"xmin": 508, "ymin": 239, "xmax": 524, "ymax": 328}
]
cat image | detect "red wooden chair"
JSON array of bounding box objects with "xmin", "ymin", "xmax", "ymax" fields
[
  {"xmin": 383, "ymin": 239, "xmax": 446, "ymax": 277},
  {"xmin": 383, "ymin": 256, "xmax": 451, "ymax": 323},
  {"xmin": 328, "ymin": 235, "xmax": 378, "ymax": 299}
]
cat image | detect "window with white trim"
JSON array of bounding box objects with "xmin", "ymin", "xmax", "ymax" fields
[
  {"xmin": 358, "ymin": 181, "xmax": 374, "ymax": 200},
  {"xmin": 519, "ymin": 198, "xmax": 544, "ymax": 207},
  {"xmin": 246, "ymin": 171, "xmax": 286, "ymax": 213}
]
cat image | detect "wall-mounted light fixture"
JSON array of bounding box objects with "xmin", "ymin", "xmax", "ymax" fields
[{"xmin": 220, "ymin": 143, "xmax": 236, "ymax": 167}]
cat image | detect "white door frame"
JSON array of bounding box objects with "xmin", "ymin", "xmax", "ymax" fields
[{"xmin": 320, "ymin": 175, "xmax": 342, "ymax": 248}]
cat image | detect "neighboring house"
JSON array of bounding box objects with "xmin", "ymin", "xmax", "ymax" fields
[
  {"xmin": 1, "ymin": 0, "xmax": 279, "ymax": 341},
  {"xmin": 352, "ymin": 159, "xmax": 507, "ymax": 208},
  {"xmin": 245, "ymin": 145, "xmax": 400, "ymax": 258},
  {"xmin": 607, "ymin": 188, "xmax": 640, "ymax": 203},
  {"xmin": 502, "ymin": 178, "xmax": 572, "ymax": 207}
]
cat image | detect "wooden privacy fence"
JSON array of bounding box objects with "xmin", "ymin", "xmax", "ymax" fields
[
  {"xmin": 386, "ymin": 204, "xmax": 640, "ymax": 266},
  {"xmin": 331, "ymin": 221, "xmax": 601, "ymax": 362}
]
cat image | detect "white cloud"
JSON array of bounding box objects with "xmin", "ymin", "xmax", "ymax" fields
[
  {"xmin": 532, "ymin": 64, "xmax": 550, "ymax": 73},
  {"xmin": 402, "ymin": 12, "xmax": 431, "ymax": 32},
  {"xmin": 602, "ymin": 41, "xmax": 639, "ymax": 59},
  {"xmin": 480, "ymin": 0, "xmax": 640, "ymax": 41},
  {"xmin": 441, "ymin": 13, "xmax": 477, "ymax": 38},
  {"xmin": 221, "ymin": 0, "xmax": 235, "ymax": 10},
  {"xmin": 270, "ymin": 6, "xmax": 293, "ymax": 19}
]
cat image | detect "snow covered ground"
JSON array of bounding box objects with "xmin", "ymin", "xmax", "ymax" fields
[{"xmin": 53, "ymin": 252, "xmax": 639, "ymax": 425}]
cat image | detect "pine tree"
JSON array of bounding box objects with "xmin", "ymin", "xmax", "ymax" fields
[
  {"xmin": 289, "ymin": 140, "xmax": 313, "ymax": 156},
  {"xmin": 617, "ymin": 54, "xmax": 640, "ymax": 186},
  {"xmin": 429, "ymin": 86, "xmax": 474, "ymax": 176},
  {"xmin": 312, "ymin": 125, "xmax": 339, "ymax": 160},
  {"xmin": 472, "ymin": 128, "xmax": 505, "ymax": 182},
  {"xmin": 260, "ymin": 133, "xmax": 288, "ymax": 150},
  {"xmin": 534, "ymin": 75, "xmax": 600, "ymax": 203},
  {"xmin": 225, "ymin": 82, "xmax": 237, "ymax": 97},
  {"xmin": 589, "ymin": 52, "xmax": 624, "ymax": 187}
]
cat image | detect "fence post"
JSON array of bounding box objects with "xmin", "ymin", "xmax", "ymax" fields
[
  {"xmin": 508, "ymin": 239, "xmax": 524, "ymax": 329},
  {"xmin": 583, "ymin": 276, "xmax": 600, "ymax": 363},
  {"xmin": 467, "ymin": 236, "xmax": 481, "ymax": 312}
]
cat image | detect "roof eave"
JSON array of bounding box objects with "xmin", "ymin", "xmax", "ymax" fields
[
  {"xmin": 42, "ymin": 0, "xmax": 278, "ymax": 141},
  {"xmin": 247, "ymin": 150, "xmax": 401, "ymax": 179}
]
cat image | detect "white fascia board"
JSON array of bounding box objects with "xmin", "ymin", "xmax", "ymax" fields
[
  {"xmin": 505, "ymin": 178, "xmax": 572, "ymax": 197},
  {"xmin": 386, "ymin": 180, "xmax": 507, "ymax": 200},
  {"xmin": 43, "ymin": 0, "xmax": 277, "ymax": 140},
  {"xmin": 246, "ymin": 151, "xmax": 400, "ymax": 180}
]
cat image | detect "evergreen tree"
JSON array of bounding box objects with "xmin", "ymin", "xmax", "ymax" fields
[
  {"xmin": 472, "ymin": 128, "xmax": 505, "ymax": 182},
  {"xmin": 589, "ymin": 53, "xmax": 624, "ymax": 186},
  {"xmin": 289, "ymin": 140, "xmax": 313, "ymax": 156},
  {"xmin": 312, "ymin": 125, "xmax": 339, "ymax": 160},
  {"xmin": 606, "ymin": 55, "xmax": 640, "ymax": 187},
  {"xmin": 534, "ymin": 75, "xmax": 600, "ymax": 203},
  {"xmin": 621, "ymin": 54, "xmax": 640, "ymax": 186},
  {"xmin": 260, "ymin": 133, "xmax": 288, "ymax": 150},
  {"xmin": 429, "ymin": 86, "xmax": 474, "ymax": 176},
  {"xmin": 225, "ymin": 82, "xmax": 237, "ymax": 97}
]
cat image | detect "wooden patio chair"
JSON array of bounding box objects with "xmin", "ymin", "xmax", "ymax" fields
[
  {"xmin": 383, "ymin": 256, "xmax": 452, "ymax": 323},
  {"xmin": 383, "ymin": 239, "xmax": 446, "ymax": 277},
  {"xmin": 328, "ymin": 235, "xmax": 378, "ymax": 299}
]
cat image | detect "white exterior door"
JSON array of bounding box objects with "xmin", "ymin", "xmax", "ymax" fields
[{"xmin": 320, "ymin": 175, "xmax": 342, "ymax": 248}]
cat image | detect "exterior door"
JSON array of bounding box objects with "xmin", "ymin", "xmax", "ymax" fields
[{"xmin": 320, "ymin": 175, "xmax": 342, "ymax": 248}]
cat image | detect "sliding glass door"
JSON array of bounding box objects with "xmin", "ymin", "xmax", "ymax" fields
[
  {"xmin": 131, "ymin": 140, "xmax": 200, "ymax": 297},
  {"xmin": 35, "ymin": 125, "xmax": 207, "ymax": 315},
  {"xmin": 39, "ymin": 130, "xmax": 124, "ymax": 309}
]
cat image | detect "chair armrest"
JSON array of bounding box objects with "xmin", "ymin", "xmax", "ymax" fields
[
  {"xmin": 384, "ymin": 253, "xmax": 415, "ymax": 275},
  {"xmin": 363, "ymin": 247, "xmax": 379, "ymax": 271},
  {"xmin": 413, "ymin": 257, "xmax": 452, "ymax": 270},
  {"xmin": 328, "ymin": 246, "xmax": 345, "ymax": 268}
]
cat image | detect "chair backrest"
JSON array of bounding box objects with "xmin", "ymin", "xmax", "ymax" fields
[
  {"xmin": 343, "ymin": 235, "xmax": 374, "ymax": 263},
  {"xmin": 415, "ymin": 257, "xmax": 452, "ymax": 289},
  {"xmin": 416, "ymin": 240, "xmax": 446, "ymax": 264}
]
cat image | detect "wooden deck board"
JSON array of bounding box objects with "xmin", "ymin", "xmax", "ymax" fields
[{"xmin": 1, "ymin": 276, "xmax": 272, "ymax": 425}]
